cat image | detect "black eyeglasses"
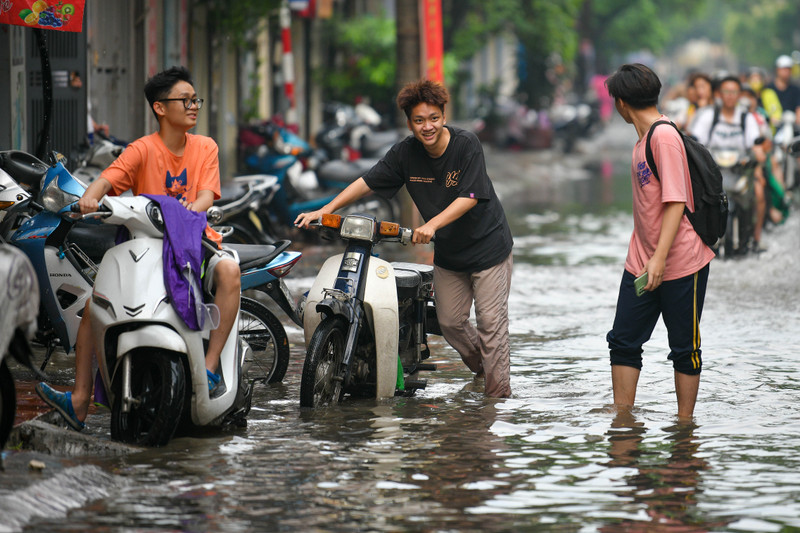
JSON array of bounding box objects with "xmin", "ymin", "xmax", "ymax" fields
[{"xmin": 159, "ymin": 97, "xmax": 204, "ymax": 110}]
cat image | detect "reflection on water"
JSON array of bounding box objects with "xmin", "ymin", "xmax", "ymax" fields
[
  {"xmin": 11, "ymin": 133, "xmax": 800, "ymax": 532},
  {"xmin": 601, "ymin": 412, "xmax": 720, "ymax": 532}
]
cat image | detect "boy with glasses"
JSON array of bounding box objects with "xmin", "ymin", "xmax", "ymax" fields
[{"xmin": 36, "ymin": 66, "xmax": 240, "ymax": 430}]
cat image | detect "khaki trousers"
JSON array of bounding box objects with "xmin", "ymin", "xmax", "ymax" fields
[{"xmin": 433, "ymin": 253, "xmax": 513, "ymax": 397}]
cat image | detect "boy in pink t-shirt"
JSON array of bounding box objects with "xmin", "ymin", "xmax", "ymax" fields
[{"xmin": 604, "ymin": 64, "xmax": 714, "ymax": 419}]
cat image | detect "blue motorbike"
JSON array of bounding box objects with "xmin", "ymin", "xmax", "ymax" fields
[
  {"xmin": 240, "ymin": 120, "xmax": 396, "ymax": 234},
  {"xmin": 2, "ymin": 151, "xmax": 301, "ymax": 383}
]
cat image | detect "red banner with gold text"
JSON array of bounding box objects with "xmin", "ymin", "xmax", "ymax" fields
[
  {"xmin": 0, "ymin": 0, "xmax": 85, "ymax": 33},
  {"xmin": 421, "ymin": 0, "xmax": 444, "ymax": 82}
]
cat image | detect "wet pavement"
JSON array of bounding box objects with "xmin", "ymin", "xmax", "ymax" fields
[{"xmin": 3, "ymin": 118, "xmax": 800, "ymax": 532}]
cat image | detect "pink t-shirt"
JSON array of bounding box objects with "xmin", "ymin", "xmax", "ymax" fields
[{"xmin": 625, "ymin": 117, "xmax": 715, "ymax": 281}]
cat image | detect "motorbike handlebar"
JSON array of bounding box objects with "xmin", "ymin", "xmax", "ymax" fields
[
  {"xmin": 70, "ymin": 201, "xmax": 111, "ymax": 219},
  {"xmin": 304, "ymin": 219, "xmax": 434, "ymax": 244}
]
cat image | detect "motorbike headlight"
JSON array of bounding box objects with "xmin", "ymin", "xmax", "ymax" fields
[
  {"xmin": 145, "ymin": 201, "xmax": 165, "ymax": 232},
  {"xmin": 712, "ymin": 150, "xmax": 739, "ymax": 168},
  {"xmin": 40, "ymin": 174, "xmax": 81, "ymax": 212},
  {"xmin": 340, "ymin": 214, "xmax": 376, "ymax": 241}
]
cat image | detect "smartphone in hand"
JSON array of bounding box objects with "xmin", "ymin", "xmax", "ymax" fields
[{"xmin": 634, "ymin": 272, "xmax": 648, "ymax": 297}]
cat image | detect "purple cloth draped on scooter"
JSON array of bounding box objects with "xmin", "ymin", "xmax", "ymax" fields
[{"xmin": 142, "ymin": 194, "xmax": 207, "ymax": 331}]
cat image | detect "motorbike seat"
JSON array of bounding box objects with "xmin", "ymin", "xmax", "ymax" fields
[
  {"xmin": 391, "ymin": 262, "xmax": 434, "ymax": 299},
  {"xmin": 217, "ymin": 182, "xmax": 248, "ymax": 203},
  {"xmin": 224, "ymin": 240, "xmax": 292, "ymax": 271},
  {"xmin": 0, "ymin": 151, "xmax": 49, "ymax": 189},
  {"xmin": 361, "ymin": 130, "xmax": 400, "ymax": 156},
  {"xmin": 67, "ymin": 222, "xmax": 121, "ymax": 263},
  {"xmin": 316, "ymin": 159, "xmax": 371, "ymax": 185}
]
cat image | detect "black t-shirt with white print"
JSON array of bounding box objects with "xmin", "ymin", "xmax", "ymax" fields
[{"xmin": 362, "ymin": 126, "xmax": 513, "ymax": 272}]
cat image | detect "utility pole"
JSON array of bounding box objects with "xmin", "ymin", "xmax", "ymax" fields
[
  {"xmin": 395, "ymin": 0, "xmax": 420, "ymax": 124},
  {"xmin": 394, "ymin": 0, "xmax": 421, "ymax": 228}
]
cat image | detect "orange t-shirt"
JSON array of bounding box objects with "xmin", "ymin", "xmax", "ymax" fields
[{"xmin": 100, "ymin": 132, "xmax": 222, "ymax": 244}]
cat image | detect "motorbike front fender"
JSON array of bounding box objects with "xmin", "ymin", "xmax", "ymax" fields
[
  {"xmin": 303, "ymin": 254, "xmax": 399, "ymax": 399},
  {"xmin": 363, "ymin": 257, "xmax": 398, "ymax": 399},
  {"xmin": 116, "ymin": 325, "xmax": 188, "ymax": 357},
  {"xmin": 303, "ymin": 254, "xmax": 345, "ymax": 346}
]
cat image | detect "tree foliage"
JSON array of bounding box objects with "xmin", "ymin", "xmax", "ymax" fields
[
  {"xmin": 578, "ymin": 0, "xmax": 710, "ymax": 72},
  {"xmin": 194, "ymin": 0, "xmax": 282, "ymax": 47},
  {"xmin": 315, "ymin": 13, "xmax": 397, "ymax": 112},
  {"xmin": 443, "ymin": 0, "xmax": 581, "ymax": 108},
  {"xmin": 723, "ymin": 1, "xmax": 800, "ymax": 69}
]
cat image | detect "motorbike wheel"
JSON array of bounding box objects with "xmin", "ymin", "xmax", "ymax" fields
[
  {"xmin": 342, "ymin": 194, "xmax": 396, "ymax": 223},
  {"xmin": 300, "ymin": 316, "xmax": 348, "ymax": 408},
  {"xmin": 0, "ymin": 361, "xmax": 15, "ymax": 450},
  {"xmin": 239, "ymin": 296, "xmax": 290, "ymax": 383},
  {"xmin": 110, "ymin": 351, "xmax": 185, "ymax": 447}
]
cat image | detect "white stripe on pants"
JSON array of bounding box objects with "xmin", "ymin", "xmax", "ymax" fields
[{"xmin": 433, "ymin": 252, "xmax": 512, "ymax": 397}]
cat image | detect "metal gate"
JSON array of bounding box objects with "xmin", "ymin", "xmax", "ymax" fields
[{"xmin": 26, "ymin": 28, "xmax": 87, "ymax": 167}]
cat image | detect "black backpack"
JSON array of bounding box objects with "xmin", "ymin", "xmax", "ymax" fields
[{"xmin": 645, "ymin": 120, "xmax": 728, "ymax": 247}]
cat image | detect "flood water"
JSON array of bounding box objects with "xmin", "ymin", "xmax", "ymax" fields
[{"xmin": 4, "ymin": 121, "xmax": 800, "ymax": 532}]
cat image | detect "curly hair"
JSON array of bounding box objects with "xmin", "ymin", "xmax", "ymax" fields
[{"xmin": 396, "ymin": 79, "xmax": 450, "ymax": 118}]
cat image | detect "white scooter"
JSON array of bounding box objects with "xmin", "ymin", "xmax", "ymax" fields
[
  {"xmin": 72, "ymin": 134, "xmax": 125, "ymax": 186},
  {"xmin": 299, "ymin": 213, "xmax": 440, "ymax": 408},
  {"xmin": 82, "ymin": 195, "xmax": 252, "ymax": 446}
]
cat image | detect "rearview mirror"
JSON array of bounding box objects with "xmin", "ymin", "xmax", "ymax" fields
[{"xmin": 207, "ymin": 205, "xmax": 223, "ymax": 224}]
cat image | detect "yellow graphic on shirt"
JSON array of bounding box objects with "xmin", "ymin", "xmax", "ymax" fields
[{"xmin": 445, "ymin": 170, "xmax": 461, "ymax": 188}]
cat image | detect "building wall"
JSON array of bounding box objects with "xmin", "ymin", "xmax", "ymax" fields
[
  {"xmin": 85, "ymin": 0, "xmax": 142, "ymax": 144},
  {"xmin": 460, "ymin": 32, "xmax": 519, "ymax": 116}
]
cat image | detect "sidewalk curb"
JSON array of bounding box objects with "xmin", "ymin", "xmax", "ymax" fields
[{"xmin": 8, "ymin": 411, "xmax": 141, "ymax": 457}]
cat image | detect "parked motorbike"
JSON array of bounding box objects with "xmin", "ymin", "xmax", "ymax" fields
[
  {"xmin": 0, "ymin": 150, "xmax": 48, "ymax": 238},
  {"xmin": 7, "ymin": 152, "xmax": 298, "ymax": 385},
  {"xmin": 9, "ymin": 155, "xmax": 96, "ymax": 365},
  {"xmin": 241, "ymin": 119, "xmax": 396, "ymax": 233},
  {"xmin": 550, "ymin": 98, "xmax": 599, "ymax": 153},
  {"xmin": 72, "ymin": 133, "xmax": 126, "ymax": 186},
  {"xmin": 0, "ymin": 243, "xmax": 45, "ymax": 453},
  {"xmin": 315, "ymin": 101, "xmax": 399, "ymax": 161},
  {"xmin": 712, "ymin": 149, "xmax": 757, "ymax": 257},
  {"xmin": 299, "ymin": 213, "xmax": 440, "ymax": 408},
  {"xmin": 214, "ymin": 173, "xmax": 281, "ymax": 245}
]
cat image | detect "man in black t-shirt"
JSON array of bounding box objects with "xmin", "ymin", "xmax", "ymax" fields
[
  {"xmin": 764, "ymin": 55, "xmax": 800, "ymax": 127},
  {"xmin": 295, "ymin": 80, "xmax": 513, "ymax": 397}
]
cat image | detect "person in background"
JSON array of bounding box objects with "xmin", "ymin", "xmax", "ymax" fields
[
  {"xmin": 684, "ymin": 72, "xmax": 714, "ymax": 131},
  {"xmin": 604, "ymin": 63, "xmax": 715, "ymax": 419},
  {"xmin": 690, "ymin": 75, "xmax": 767, "ymax": 251},
  {"xmin": 741, "ymin": 83, "xmax": 772, "ymax": 139},
  {"xmin": 762, "ymin": 55, "xmax": 800, "ymax": 129},
  {"xmin": 753, "ymin": 135, "xmax": 790, "ymax": 225},
  {"xmin": 69, "ymin": 70, "xmax": 110, "ymax": 143}
]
